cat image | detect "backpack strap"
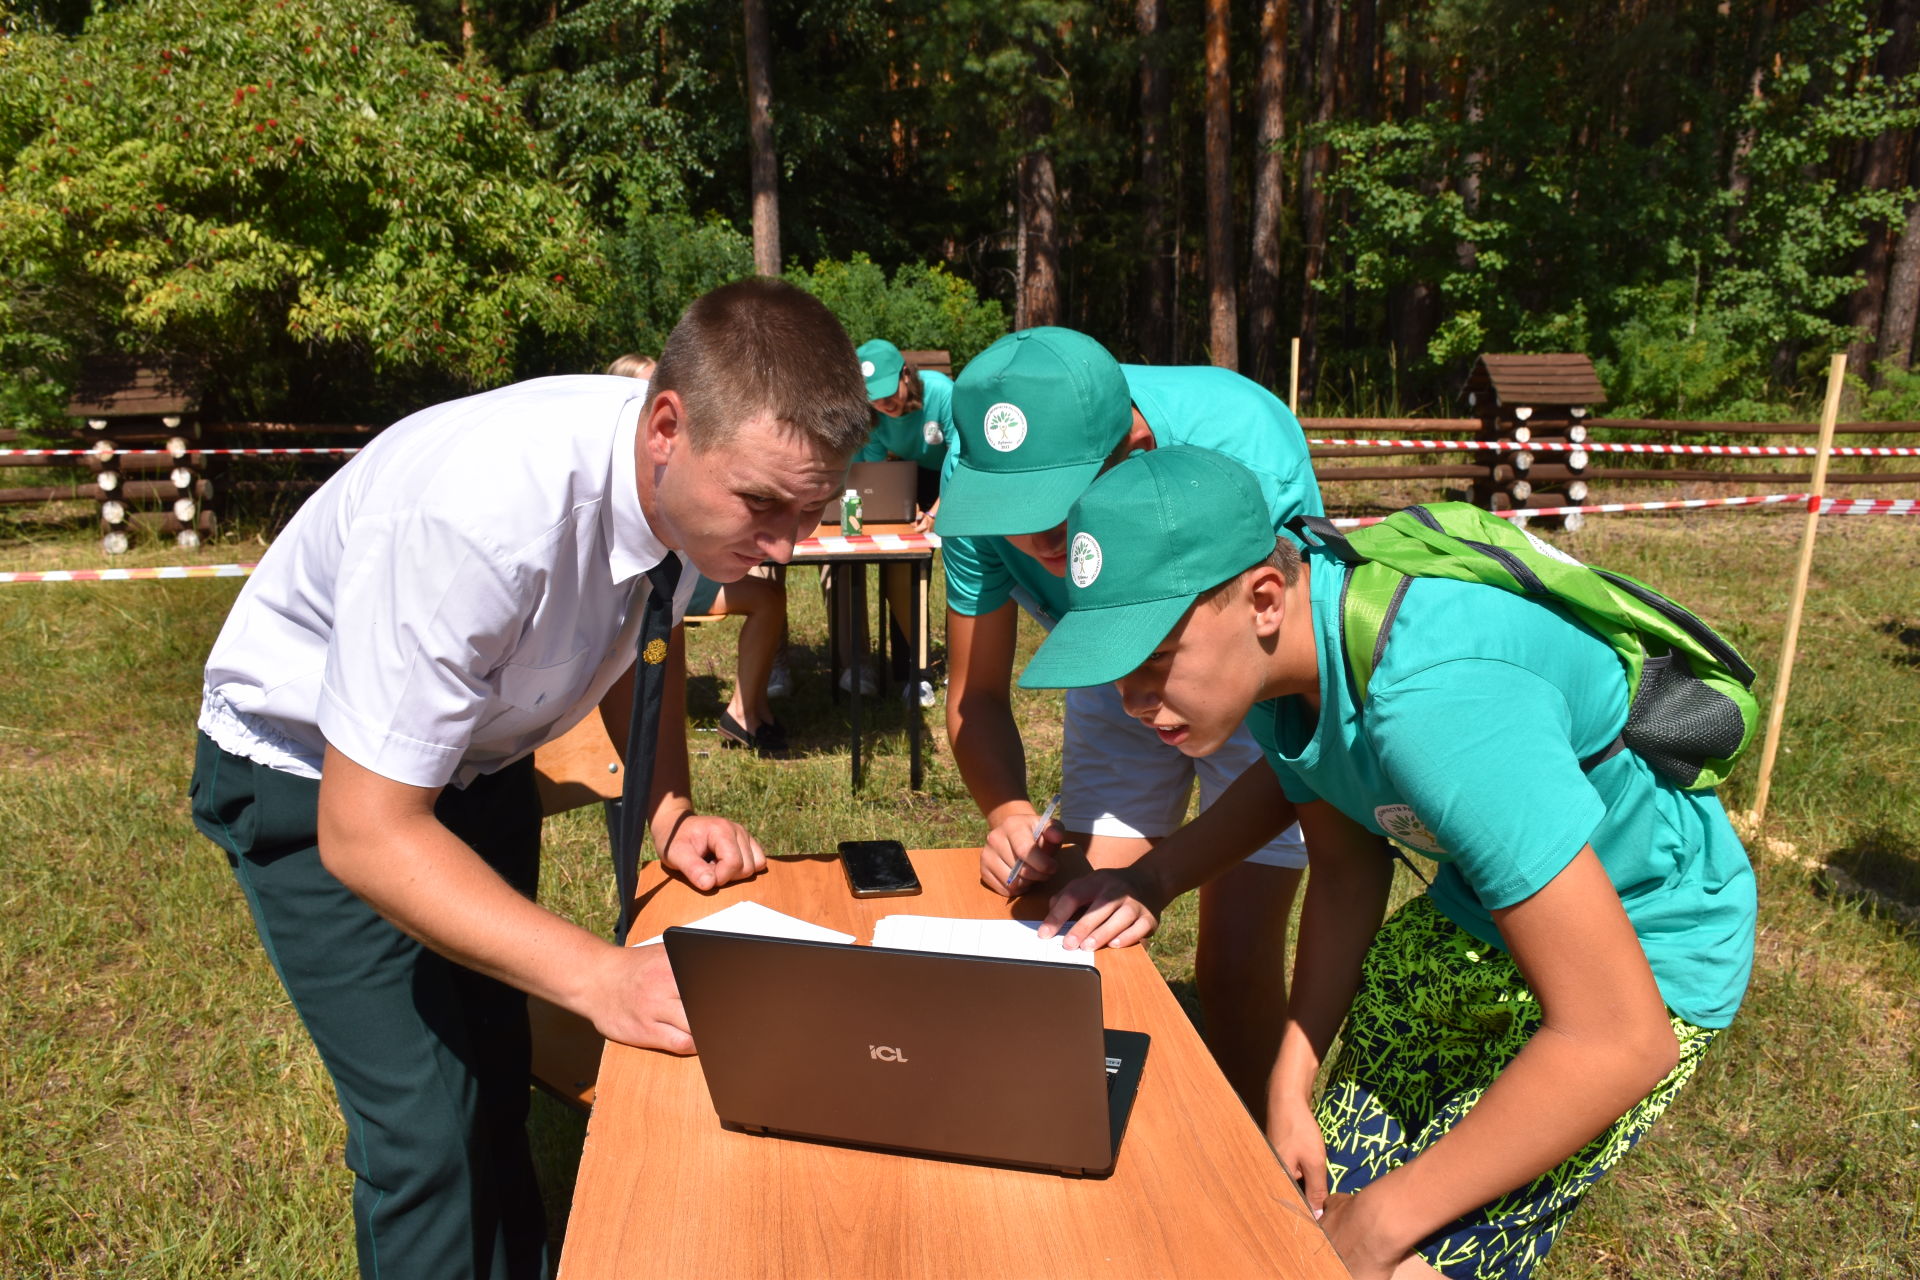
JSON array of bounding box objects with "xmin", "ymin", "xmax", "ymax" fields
[
  {"xmin": 1340, "ymin": 561, "xmax": 1413, "ymax": 703},
  {"xmin": 1284, "ymin": 513, "xmax": 1366, "ymax": 566}
]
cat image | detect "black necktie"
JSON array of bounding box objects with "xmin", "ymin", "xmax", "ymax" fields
[{"xmin": 613, "ymin": 552, "xmax": 682, "ymax": 943}]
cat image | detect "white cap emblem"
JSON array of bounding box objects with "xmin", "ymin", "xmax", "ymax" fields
[
  {"xmin": 1069, "ymin": 532, "xmax": 1102, "ymax": 588},
  {"xmin": 983, "ymin": 402, "xmax": 1028, "ymax": 452},
  {"xmin": 861, "ymin": 359, "xmax": 876, "ymax": 377}
]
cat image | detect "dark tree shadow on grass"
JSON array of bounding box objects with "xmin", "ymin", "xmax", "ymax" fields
[{"xmin": 1815, "ymin": 827, "xmax": 1920, "ymax": 943}]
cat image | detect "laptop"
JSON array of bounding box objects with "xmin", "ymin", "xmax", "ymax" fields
[
  {"xmin": 824, "ymin": 460, "xmax": 919, "ymax": 525},
  {"xmin": 663, "ymin": 927, "xmax": 1150, "ymax": 1177}
]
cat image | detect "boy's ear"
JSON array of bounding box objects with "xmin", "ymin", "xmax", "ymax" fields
[{"xmin": 1246, "ymin": 565, "xmax": 1288, "ymax": 637}]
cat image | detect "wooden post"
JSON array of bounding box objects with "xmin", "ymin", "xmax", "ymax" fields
[
  {"xmin": 1288, "ymin": 337, "xmax": 1300, "ymax": 410},
  {"xmin": 1748, "ymin": 353, "xmax": 1846, "ymax": 827}
]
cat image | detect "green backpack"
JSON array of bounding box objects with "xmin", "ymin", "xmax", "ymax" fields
[{"xmin": 1286, "ymin": 504, "xmax": 1760, "ymax": 790}]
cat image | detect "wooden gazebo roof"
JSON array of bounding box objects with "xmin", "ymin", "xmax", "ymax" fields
[
  {"xmin": 65, "ymin": 360, "xmax": 203, "ymax": 420},
  {"xmin": 1463, "ymin": 354, "xmax": 1606, "ymax": 409}
]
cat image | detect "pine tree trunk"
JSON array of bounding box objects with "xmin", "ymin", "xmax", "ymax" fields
[
  {"xmin": 1245, "ymin": 0, "xmax": 1288, "ymax": 390},
  {"xmin": 1844, "ymin": 0, "xmax": 1917, "ymax": 392},
  {"xmin": 1135, "ymin": 0, "xmax": 1174, "ymax": 364},
  {"xmin": 1880, "ymin": 144, "xmax": 1920, "ymax": 374},
  {"xmin": 1204, "ymin": 0, "xmax": 1237, "ymax": 368},
  {"xmin": 743, "ymin": 0, "xmax": 780, "ymax": 275},
  {"xmin": 1297, "ymin": 0, "xmax": 1341, "ymax": 402},
  {"xmin": 1019, "ymin": 70, "xmax": 1062, "ymax": 329}
]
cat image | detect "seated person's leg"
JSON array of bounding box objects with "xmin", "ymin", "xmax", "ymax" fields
[{"xmin": 709, "ymin": 574, "xmax": 784, "ymax": 735}]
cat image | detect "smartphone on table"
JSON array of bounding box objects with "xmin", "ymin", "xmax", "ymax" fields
[{"xmin": 838, "ymin": 840, "xmax": 922, "ymax": 898}]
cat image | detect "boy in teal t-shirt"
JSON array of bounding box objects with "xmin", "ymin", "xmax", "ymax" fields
[
  {"xmin": 1022, "ymin": 446, "xmax": 1754, "ymax": 1280},
  {"xmin": 932, "ymin": 327, "xmax": 1324, "ymax": 1120}
]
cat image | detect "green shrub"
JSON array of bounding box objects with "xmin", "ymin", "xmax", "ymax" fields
[{"xmin": 785, "ymin": 253, "xmax": 1006, "ymax": 369}]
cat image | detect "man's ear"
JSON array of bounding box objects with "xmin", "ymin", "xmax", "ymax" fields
[{"xmin": 640, "ymin": 390, "xmax": 685, "ymax": 467}]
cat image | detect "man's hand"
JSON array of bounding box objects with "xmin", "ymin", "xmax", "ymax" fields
[
  {"xmin": 660, "ymin": 813, "xmax": 767, "ymax": 891},
  {"xmin": 580, "ymin": 940, "xmax": 695, "ymax": 1054},
  {"xmin": 1036, "ymin": 865, "xmax": 1166, "ymax": 951},
  {"xmin": 980, "ymin": 809, "xmax": 1064, "ymax": 896}
]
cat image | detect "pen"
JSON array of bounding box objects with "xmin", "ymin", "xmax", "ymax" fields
[{"xmin": 1005, "ymin": 793, "xmax": 1060, "ymax": 889}]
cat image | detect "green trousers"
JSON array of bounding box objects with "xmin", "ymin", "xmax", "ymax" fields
[{"xmin": 189, "ymin": 732, "xmax": 549, "ymax": 1280}]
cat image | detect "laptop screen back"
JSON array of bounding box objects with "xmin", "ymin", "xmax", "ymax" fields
[{"xmin": 665, "ymin": 928, "xmax": 1120, "ymax": 1174}]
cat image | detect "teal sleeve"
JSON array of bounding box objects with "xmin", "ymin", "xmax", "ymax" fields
[
  {"xmin": 1367, "ymin": 658, "xmax": 1605, "ymax": 910},
  {"xmin": 941, "ymin": 532, "xmax": 1014, "ymax": 617},
  {"xmin": 1244, "ymin": 698, "xmax": 1323, "ymax": 805},
  {"xmin": 856, "ymin": 437, "xmax": 888, "ymax": 463}
]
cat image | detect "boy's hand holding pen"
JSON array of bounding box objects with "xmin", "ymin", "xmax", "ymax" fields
[{"xmin": 985, "ymin": 793, "xmax": 1063, "ymax": 896}]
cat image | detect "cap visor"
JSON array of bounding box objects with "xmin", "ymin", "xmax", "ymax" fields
[
  {"xmin": 1018, "ymin": 593, "xmax": 1198, "ymax": 689},
  {"xmin": 934, "ymin": 456, "xmax": 1107, "ymax": 537},
  {"xmin": 864, "ymin": 370, "xmax": 897, "ymax": 399}
]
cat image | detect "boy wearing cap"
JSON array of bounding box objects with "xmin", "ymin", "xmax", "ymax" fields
[
  {"xmin": 850, "ymin": 339, "xmax": 959, "ymax": 702},
  {"xmin": 855, "ymin": 337, "xmax": 958, "ymax": 529},
  {"xmin": 934, "ymin": 326, "xmax": 1323, "ymax": 1116},
  {"xmin": 1029, "ymin": 446, "xmax": 1754, "ymax": 1280}
]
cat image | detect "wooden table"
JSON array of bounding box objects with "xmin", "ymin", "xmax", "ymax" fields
[
  {"xmin": 558, "ymin": 849, "xmax": 1346, "ymax": 1280},
  {"xmin": 788, "ymin": 522, "xmax": 937, "ymax": 791}
]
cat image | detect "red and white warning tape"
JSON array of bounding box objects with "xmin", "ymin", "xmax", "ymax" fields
[
  {"xmin": 1328, "ymin": 493, "xmax": 1920, "ymax": 527},
  {"xmin": 1818, "ymin": 496, "xmax": 1919, "ymax": 516},
  {"xmin": 0, "ymin": 561, "xmax": 260, "ymax": 585},
  {"xmin": 1308, "ymin": 437, "xmax": 1920, "ymax": 458},
  {"xmin": 0, "ymin": 445, "xmax": 361, "ymax": 458},
  {"xmin": 4, "ymin": 499, "xmax": 1908, "ymax": 583}
]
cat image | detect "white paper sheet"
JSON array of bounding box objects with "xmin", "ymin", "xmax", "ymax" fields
[
  {"xmin": 869, "ymin": 914, "xmax": 1097, "ymax": 967},
  {"xmin": 634, "ymin": 899, "xmax": 856, "ymax": 947}
]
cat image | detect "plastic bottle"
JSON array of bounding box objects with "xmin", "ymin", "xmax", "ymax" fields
[{"xmin": 842, "ymin": 487, "xmax": 863, "ymax": 535}]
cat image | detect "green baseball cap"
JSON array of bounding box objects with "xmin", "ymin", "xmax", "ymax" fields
[
  {"xmin": 856, "ymin": 339, "xmax": 905, "ymax": 401},
  {"xmin": 1019, "ymin": 446, "xmax": 1276, "ymax": 689},
  {"xmin": 935, "ymin": 327, "xmax": 1133, "ymax": 537}
]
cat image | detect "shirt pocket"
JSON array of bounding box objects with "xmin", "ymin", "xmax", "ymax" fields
[{"xmin": 495, "ymin": 648, "xmax": 590, "ymax": 715}]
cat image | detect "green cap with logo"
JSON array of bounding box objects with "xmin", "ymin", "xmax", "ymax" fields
[
  {"xmin": 935, "ymin": 327, "xmax": 1133, "ymax": 537},
  {"xmin": 1019, "ymin": 446, "xmax": 1277, "ymax": 689},
  {"xmin": 856, "ymin": 339, "xmax": 905, "ymax": 401}
]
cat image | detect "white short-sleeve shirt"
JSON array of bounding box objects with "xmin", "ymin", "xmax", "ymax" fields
[{"xmin": 199, "ymin": 375, "xmax": 695, "ymax": 790}]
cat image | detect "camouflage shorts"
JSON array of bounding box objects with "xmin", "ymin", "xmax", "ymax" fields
[{"xmin": 1316, "ymin": 895, "xmax": 1718, "ymax": 1280}]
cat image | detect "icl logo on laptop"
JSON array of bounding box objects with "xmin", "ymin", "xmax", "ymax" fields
[{"xmin": 869, "ymin": 1044, "xmax": 910, "ymax": 1062}]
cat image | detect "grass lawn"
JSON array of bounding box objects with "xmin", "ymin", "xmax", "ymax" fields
[{"xmin": 2, "ymin": 498, "xmax": 1917, "ymax": 1277}]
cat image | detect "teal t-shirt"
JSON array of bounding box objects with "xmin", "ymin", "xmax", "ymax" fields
[
  {"xmin": 857, "ymin": 370, "xmax": 957, "ymax": 472},
  {"xmin": 942, "ymin": 365, "xmax": 1324, "ymax": 622},
  {"xmin": 1246, "ymin": 549, "xmax": 1756, "ymax": 1028}
]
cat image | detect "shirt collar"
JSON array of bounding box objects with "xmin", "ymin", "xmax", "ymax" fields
[{"xmin": 606, "ymin": 390, "xmax": 668, "ymax": 584}]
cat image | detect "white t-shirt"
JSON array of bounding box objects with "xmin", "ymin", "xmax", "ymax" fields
[{"xmin": 199, "ymin": 375, "xmax": 695, "ymax": 790}]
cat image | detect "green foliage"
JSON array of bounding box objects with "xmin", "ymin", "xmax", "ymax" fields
[
  {"xmin": 0, "ymin": 0, "xmax": 604, "ymax": 425},
  {"xmin": 597, "ymin": 191, "xmax": 754, "ymax": 359},
  {"xmin": 784, "ymin": 252, "xmax": 1007, "ymax": 367},
  {"xmin": 1313, "ymin": 0, "xmax": 1920, "ymax": 416}
]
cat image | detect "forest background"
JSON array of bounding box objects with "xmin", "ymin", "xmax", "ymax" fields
[{"xmin": 3, "ymin": 0, "xmax": 1920, "ymax": 432}]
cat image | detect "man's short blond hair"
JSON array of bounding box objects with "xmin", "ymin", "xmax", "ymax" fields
[{"xmin": 647, "ymin": 278, "xmax": 871, "ymax": 457}]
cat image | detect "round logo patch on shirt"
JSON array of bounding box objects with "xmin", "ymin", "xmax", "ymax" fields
[
  {"xmin": 861, "ymin": 359, "xmax": 876, "ymax": 378},
  {"xmin": 923, "ymin": 419, "xmax": 945, "ymax": 447},
  {"xmin": 1373, "ymin": 804, "xmax": 1447, "ymax": 855},
  {"xmin": 983, "ymin": 402, "xmax": 1028, "ymax": 453},
  {"xmin": 1069, "ymin": 532, "xmax": 1103, "ymax": 588}
]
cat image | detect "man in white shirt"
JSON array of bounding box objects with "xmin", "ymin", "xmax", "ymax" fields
[{"xmin": 189, "ymin": 279, "xmax": 870, "ymax": 1279}]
